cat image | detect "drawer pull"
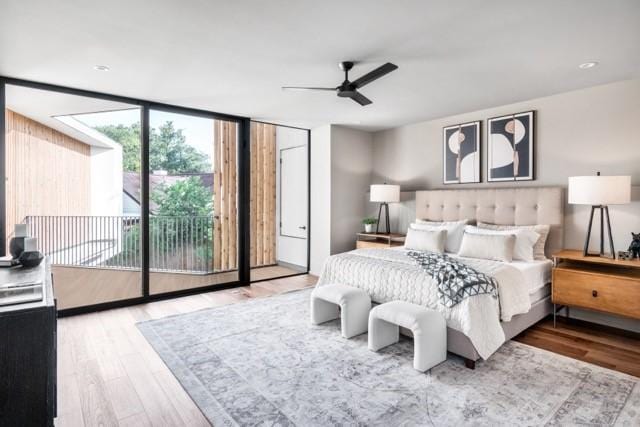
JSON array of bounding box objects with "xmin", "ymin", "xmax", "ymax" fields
[{"xmin": 592, "ymin": 290, "xmax": 598, "ymax": 297}]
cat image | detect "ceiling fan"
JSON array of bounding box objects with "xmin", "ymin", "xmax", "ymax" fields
[{"xmin": 282, "ymin": 61, "xmax": 398, "ymax": 106}]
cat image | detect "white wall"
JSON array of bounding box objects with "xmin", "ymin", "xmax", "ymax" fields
[
  {"xmin": 371, "ymin": 78, "xmax": 640, "ymax": 332},
  {"xmin": 310, "ymin": 125, "xmax": 332, "ymax": 275},
  {"xmin": 275, "ymin": 126, "xmax": 308, "ymax": 268},
  {"xmin": 90, "ymin": 144, "xmax": 123, "ymax": 216}
]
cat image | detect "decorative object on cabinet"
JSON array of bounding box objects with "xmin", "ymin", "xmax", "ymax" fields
[
  {"xmin": 629, "ymin": 232, "xmax": 640, "ymax": 259},
  {"xmin": 370, "ymin": 184, "xmax": 400, "ymax": 234},
  {"xmin": 443, "ymin": 121, "xmax": 481, "ymax": 184},
  {"xmin": 362, "ymin": 217, "xmax": 378, "ymax": 233},
  {"xmin": 568, "ymin": 173, "xmax": 631, "ymax": 258},
  {"xmin": 9, "ymin": 224, "xmax": 28, "ymax": 259},
  {"xmin": 487, "ymin": 111, "xmax": 534, "ymax": 182}
]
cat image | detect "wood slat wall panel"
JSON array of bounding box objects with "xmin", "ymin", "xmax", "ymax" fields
[
  {"xmin": 213, "ymin": 122, "xmax": 222, "ymax": 271},
  {"xmin": 4, "ymin": 109, "xmax": 91, "ymax": 249},
  {"xmin": 212, "ymin": 120, "xmax": 238, "ymax": 272},
  {"xmin": 249, "ymin": 122, "xmax": 277, "ymax": 267}
]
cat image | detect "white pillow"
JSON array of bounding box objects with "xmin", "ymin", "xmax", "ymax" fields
[
  {"xmin": 477, "ymin": 222, "xmax": 550, "ymax": 260},
  {"xmin": 411, "ymin": 219, "xmax": 468, "ymax": 253},
  {"xmin": 404, "ymin": 228, "xmax": 447, "ymax": 253},
  {"xmin": 464, "ymin": 225, "xmax": 539, "ymax": 262},
  {"xmin": 458, "ymin": 232, "xmax": 516, "ymax": 262}
]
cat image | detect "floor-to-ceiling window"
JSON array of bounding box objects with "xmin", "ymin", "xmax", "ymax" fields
[
  {"xmin": 4, "ymin": 84, "xmax": 143, "ymax": 310},
  {"xmin": 1, "ymin": 78, "xmax": 309, "ymax": 313}
]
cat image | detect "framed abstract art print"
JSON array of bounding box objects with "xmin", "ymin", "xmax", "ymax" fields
[
  {"xmin": 442, "ymin": 121, "xmax": 481, "ymax": 184},
  {"xmin": 487, "ymin": 111, "xmax": 535, "ymax": 182}
]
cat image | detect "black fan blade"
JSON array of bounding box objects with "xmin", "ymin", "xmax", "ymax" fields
[
  {"xmin": 352, "ymin": 63, "xmax": 398, "ymax": 88},
  {"xmin": 348, "ymin": 91, "xmax": 372, "ymax": 106},
  {"xmin": 282, "ymin": 86, "xmax": 336, "ymax": 91}
]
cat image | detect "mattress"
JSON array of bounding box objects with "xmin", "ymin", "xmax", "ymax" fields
[{"xmin": 509, "ymin": 259, "xmax": 553, "ymax": 294}]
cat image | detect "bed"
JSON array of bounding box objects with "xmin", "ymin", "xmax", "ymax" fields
[{"xmin": 317, "ymin": 187, "xmax": 564, "ymax": 367}]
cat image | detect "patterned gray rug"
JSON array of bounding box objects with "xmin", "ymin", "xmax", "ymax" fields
[{"xmin": 137, "ymin": 289, "xmax": 640, "ymax": 426}]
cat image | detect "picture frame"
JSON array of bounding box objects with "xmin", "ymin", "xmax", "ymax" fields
[
  {"xmin": 442, "ymin": 121, "xmax": 481, "ymax": 184},
  {"xmin": 487, "ymin": 110, "xmax": 535, "ymax": 182}
]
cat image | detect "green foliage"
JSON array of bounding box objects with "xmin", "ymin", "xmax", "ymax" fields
[
  {"xmin": 362, "ymin": 217, "xmax": 378, "ymax": 225},
  {"xmin": 151, "ymin": 177, "xmax": 213, "ymax": 217},
  {"xmin": 95, "ymin": 121, "xmax": 211, "ymax": 174}
]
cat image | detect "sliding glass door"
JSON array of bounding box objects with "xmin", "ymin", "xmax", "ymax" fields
[{"xmin": 148, "ymin": 109, "xmax": 238, "ymax": 295}]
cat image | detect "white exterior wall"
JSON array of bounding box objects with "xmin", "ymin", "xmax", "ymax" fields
[{"xmin": 90, "ymin": 144, "xmax": 123, "ymax": 216}]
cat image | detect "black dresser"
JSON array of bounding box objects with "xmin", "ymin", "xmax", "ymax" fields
[{"xmin": 0, "ymin": 261, "xmax": 56, "ymax": 426}]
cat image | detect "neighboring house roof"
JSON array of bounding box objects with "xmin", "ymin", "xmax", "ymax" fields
[{"xmin": 123, "ymin": 171, "xmax": 214, "ymax": 213}]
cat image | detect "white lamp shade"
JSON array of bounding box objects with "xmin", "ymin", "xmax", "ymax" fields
[
  {"xmin": 370, "ymin": 184, "xmax": 400, "ymax": 203},
  {"xmin": 568, "ymin": 175, "xmax": 631, "ymax": 205}
]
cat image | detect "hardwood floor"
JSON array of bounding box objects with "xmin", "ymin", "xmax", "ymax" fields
[
  {"xmin": 55, "ymin": 274, "xmax": 639, "ymax": 426},
  {"xmin": 54, "ymin": 274, "xmax": 317, "ymax": 427},
  {"xmin": 514, "ymin": 317, "xmax": 640, "ymax": 378}
]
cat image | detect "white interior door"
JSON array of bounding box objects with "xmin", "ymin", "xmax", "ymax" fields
[{"xmin": 280, "ymin": 145, "xmax": 308, "ymax": 239}]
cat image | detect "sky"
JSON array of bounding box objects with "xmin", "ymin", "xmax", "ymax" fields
[{"xmin": 75, "ymin": 108, "xmax": 215, "ymax": 163}]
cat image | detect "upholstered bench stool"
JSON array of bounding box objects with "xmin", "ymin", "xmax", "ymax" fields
[
  {"xmin": 368, "ymin": 300, "xmax": 447, "ymax": 372},
  {"xmin": 310, "ymin": 284, "xmax": 371, "ymax": 338}
]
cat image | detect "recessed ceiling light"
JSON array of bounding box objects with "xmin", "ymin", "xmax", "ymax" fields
[
  {"xmin": 578, "ymin": 61, "xmax": 598, "ymax": 69},
  {"xmin": 93, "ymin": 65, "xmax": 110, "ymax": 72}
]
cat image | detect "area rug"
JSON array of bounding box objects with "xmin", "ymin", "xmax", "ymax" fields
[{"xmin": 137, "ymin": 289, "xmax": 640, "ymax": 426}]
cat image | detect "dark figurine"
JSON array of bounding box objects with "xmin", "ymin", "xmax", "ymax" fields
[{"xmin": 629, "ymin": 232, "xmax": 640, "ymax": 259}]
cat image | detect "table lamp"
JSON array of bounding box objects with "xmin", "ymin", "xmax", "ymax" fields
[
  {"xmin": 568, "ymin": 172, "xmax": 631, "ymax": 258},
  {"xmin": 370, "ymin": 184, "xmax": 400, "ymax": 234}
]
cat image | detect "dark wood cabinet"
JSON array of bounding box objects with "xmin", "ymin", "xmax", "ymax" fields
[{"xmin": 0, "ymin": 262, "xmax": 56, "ymax": 426}]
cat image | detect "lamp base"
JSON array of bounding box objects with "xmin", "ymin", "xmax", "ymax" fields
[
  {"xmin": 583, "ymin": 205, "xmax": 616, "ymax": 259},
  {"xmin": 375, "ymin": 203, "xmax": 391, "ymax": 234}
]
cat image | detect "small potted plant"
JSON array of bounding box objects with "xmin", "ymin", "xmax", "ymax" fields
[{"xmin": 362, "ymin": 217, "xmax": 377, "ymax": 233}]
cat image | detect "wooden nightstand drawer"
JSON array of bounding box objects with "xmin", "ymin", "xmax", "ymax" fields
[{"xmin": 552, "ymin": 267, "xmax": 640, "ymax": 319}]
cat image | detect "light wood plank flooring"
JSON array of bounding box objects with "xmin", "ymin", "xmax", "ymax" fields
[
  {"xmin": 55, "ymin": 274, "xmax": 316, "ymax": 427},
  {"xmin": 56, "ymin": 274, "xmax": 639, "ymax": 426}
]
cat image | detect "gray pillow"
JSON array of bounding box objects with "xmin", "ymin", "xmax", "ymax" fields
[{"xmin": 457, "ymin": 232, "xmax": 516, "ymax": 262}]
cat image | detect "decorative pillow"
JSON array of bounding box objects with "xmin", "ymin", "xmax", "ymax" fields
[
  {"xmin": 477, "ymin": 222, "xmax": 551, "ymax": 260},
  {"xmin": 457, "ymin": 232, "xmax": 516, "ymax": 262},
  {"xmin": 411, "ymin": 219, "xmax": 469, "ymax": 253},
  {"xmin": 464, "ymin": 225, "xmax": 539, "ymax": 262},
  {"xmin": 404, "ymin": 228, "xmax": 447, "ymax": 253}
]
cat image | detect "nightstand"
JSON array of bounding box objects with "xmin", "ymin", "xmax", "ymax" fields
[
  {"xmin": 552, "ymin": 250, "xmax": 640, "ymax": 326},
  {"xmin": 356, "ymin": 232, "xmax": 405, "ymax": 249}
]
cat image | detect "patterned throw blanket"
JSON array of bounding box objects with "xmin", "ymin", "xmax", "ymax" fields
[{"xmin": 406, "ymin": 251, "xmax": 498, "ymax": 308}]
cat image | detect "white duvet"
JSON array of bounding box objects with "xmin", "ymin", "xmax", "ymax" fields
[{"xmin": 316, "ymin": 248, "xmax": 531, "ymax": 359}]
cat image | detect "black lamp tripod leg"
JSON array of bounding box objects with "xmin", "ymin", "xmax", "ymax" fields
[
  {"xmin": 604, "ymin": 206, "xmax": 615, "ymax": 258},
  {"xmin": 375, "ymin": 204, "xmax": 383, "ymax": 234},
  {"xmin": 583, "ymin": 206, "xmax": 595, "ymax": 257}
]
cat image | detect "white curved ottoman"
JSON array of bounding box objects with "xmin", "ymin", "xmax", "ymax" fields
[
  {"xmin": 310, "ymin": 284, "xmax": 371, "ymax": 339},
  {"xmin": 368, "ymin": 301, "xmax": 447, "ymax": 372}
]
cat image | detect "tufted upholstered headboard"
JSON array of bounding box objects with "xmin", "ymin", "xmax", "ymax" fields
[{"xmin": 415, "ymin": 187, "xmax": 564, "ymax": 257}]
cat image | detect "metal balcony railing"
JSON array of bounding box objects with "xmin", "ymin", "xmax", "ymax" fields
[{"xmin": 24, "ymin": 215, "xmax": 216, "ymax": 273}]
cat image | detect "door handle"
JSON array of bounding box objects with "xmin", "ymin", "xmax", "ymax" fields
[
  {"xmin": 592, "ymin": 290, "xmax": 598, "ymax": 297},
  {"xmin": 298, "ymin": 226, "xmax": 307, "ymax": 230}
]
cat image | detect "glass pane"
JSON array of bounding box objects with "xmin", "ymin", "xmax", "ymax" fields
[
  {"xmin": 250, "ymin": 123, "xmax": 308, "ymax": 282},
  {"xmin": 5, "ymin": 85, "xmax": 142, "ymax": 309},
  {"xmin": 148, "ymin": 110, "xmax": 238, "ymax": 294}
]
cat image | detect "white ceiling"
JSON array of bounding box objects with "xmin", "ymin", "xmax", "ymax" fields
[{"xmin": 1, "ymin": 0, "xmax": 639, "ymax": 131}]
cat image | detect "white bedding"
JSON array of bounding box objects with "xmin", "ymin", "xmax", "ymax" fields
[{"xmin": 317, "ymin": 248, "xmax": 533, "ymax": 359}]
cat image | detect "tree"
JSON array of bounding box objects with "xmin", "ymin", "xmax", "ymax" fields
[
  {"xmin": 151, "ymin": 177, "xmax": 213, "ymax": 217},
  {"xmin": 95, "ymin": 121, "xmax": 211, "ymax": 174}
]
